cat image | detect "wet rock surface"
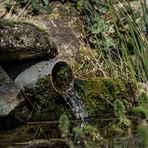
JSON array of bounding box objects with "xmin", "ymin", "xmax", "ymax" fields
[{"xmin": 44, "ymin": 19, "xmax": 80, "ymax": 60}]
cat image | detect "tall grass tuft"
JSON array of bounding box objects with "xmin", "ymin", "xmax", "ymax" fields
[
  {"xmin": 107, "ymin": 0, "xmax": 148, "ymax": 83},
  {"xmin": 76, "ymin": 0, "xmax": 148, "ymax": 85}
]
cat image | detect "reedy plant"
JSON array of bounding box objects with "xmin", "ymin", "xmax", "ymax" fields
[
  {"xmin": 76, "ymin": 0, "xmax": 148, "ymax": 83},
  {"xmin": 107, "ymin": 0, "xmax": 148, "ymax": 83},
  {"xmin": 107, "ymin": 0, "xmax": 148, "ymax": 145}
]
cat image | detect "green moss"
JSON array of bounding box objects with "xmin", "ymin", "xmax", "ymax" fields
[
  {"xmin": 52, "ymin": 63, "xmax": 73, "ymax": 93},
  {"xmin": 24, "ymin": 75, "xmax": 72, "ymax": 121},
  {"xmin": 75, "ymin": 78, "xmax": 136, "ymax": 116},
  {"xmin": 23, "ymin": 77, "xmax": 136, "ymax": 120}
]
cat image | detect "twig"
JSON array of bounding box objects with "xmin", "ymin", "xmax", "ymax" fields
[
  {"xmin": 0, "ymin": 0, "xmax": 7, "ymax": 7},
  {"xmin": 28, "ymin": 119, "xmax": 83, "ymax": 125},
  {"xmin": 13, "ymin": 0, "xmax": 31, "ymax": 21}
]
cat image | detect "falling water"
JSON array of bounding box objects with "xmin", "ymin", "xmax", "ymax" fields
[
  {"xmin": 63, "ymin": 89, "xmax": 88, "ymax": 145},
  {"xmin": 63, "ymin": 88, "xmax": 88, "ymax": 120}
]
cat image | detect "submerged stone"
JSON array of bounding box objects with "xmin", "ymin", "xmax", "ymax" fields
[{"xmin": 0, "ymin": 124, "xmax": 69, "ymax": 147}]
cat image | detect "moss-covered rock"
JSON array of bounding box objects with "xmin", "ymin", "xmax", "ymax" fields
[
  {"xmin": 75, "ymin": 78, "xmax": 137, "ymax": 116},
  {"xmin": 22, "ymin": 77, "xmax": 137, "ymax": 121}
]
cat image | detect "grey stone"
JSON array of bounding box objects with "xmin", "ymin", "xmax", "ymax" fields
[
  {"xmin": 0, "ymin": 66, "xmax": 24, "ymax": 116},
  {"xmin": 0, "ymin": 20, "xmax": 58, "ymax": 62}
]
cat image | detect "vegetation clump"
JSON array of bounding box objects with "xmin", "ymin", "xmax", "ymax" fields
[
  {"xmin": 22, "ymin": 76, "xmax": 137, "ymax": 120},
  {"xmin": 23, "ymin": 75, "xmax": 72, "ymax": 121},
  {"xmin": 75, "ymin": 78, "xmax": 137, "ymax": 116}
]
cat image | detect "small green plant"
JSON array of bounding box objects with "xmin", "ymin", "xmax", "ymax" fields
[
  {"xmin": 133, "ymin": 91, "xmax": 148, "ymax": 119},
  {"xmin": 113, "ymin": 99, "xmax": 131, "ymax": 126},
  {"xmin": 59, "ymin": 114, "xmax": 70, "ymax": 138},
  {"xmin": 59, "ymin": 114, "xmax": 75, "ymax": 147},
  {"xmin": 133, "ymin": 105, "xmax": 148, "ymax": 119},
  {"xmin": 59, "ymin": 114, "xmax": 103, "ymax": 147},
  {"xmin": 137, "ymin": 125, "xmax": 148, "ymax": 147},
  {"xmin": 19, "ymin": 0, "xmax": 52, "ymax": 13},
  {"xmin": 110, "ymin": 124, "xmax": 124, "ymax": 134},
  {"xmin": 73, "ymin": 125, "xmax": 103, "ymax": 147}
]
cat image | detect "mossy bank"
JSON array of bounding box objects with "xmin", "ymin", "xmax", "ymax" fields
[
  {"xmin": 22, "ymin": 77, "xmax": 137, "ymax": 121},
  {"xmin": 75, "ymin": 78, "xmax": 137, "ymax": 116}
]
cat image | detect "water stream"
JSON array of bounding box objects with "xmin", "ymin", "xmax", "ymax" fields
[{"xmin": 63, "ymin": 88, "xmax": 88, "ymax": 120}]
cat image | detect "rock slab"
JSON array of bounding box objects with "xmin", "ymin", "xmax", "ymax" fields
[{"xmin": 0, "ymin": 66, "xmax": 24, "ymax": 116}]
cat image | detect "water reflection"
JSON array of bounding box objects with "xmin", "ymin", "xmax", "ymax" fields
[{"xmin": 0, "ymin": 117, "xmax": 144, "ymax": 147}]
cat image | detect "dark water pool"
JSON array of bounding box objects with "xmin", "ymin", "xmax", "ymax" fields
[{"xmin": 0, "ymin": 116, "xmax": 145, "ymax": 147}]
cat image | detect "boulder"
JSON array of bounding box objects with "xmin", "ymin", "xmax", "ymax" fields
[
  {"xmin": 0, "ymin": 66, "xmax": 24, "ymax": 116},
  {"xmin": 0, "ymin": 20, "xmax": 58, "ymax": 62}
]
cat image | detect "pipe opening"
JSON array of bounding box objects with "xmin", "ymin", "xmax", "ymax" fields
[{"xmin": 51, "ymin": 61, "xmax": 74, "ymax": 94}]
